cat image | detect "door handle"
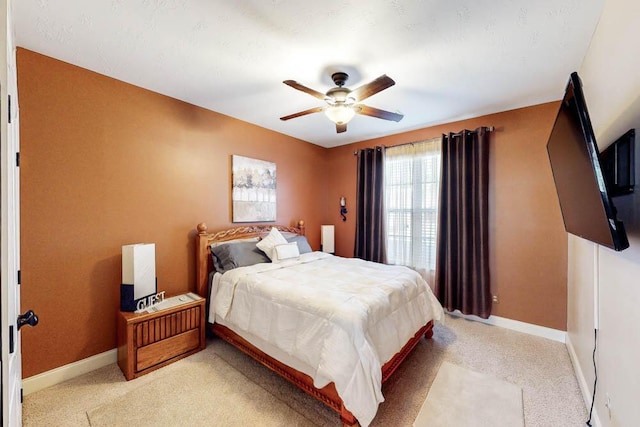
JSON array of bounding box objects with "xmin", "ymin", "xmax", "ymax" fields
[{"xmin": 17, "ymin": 309, "xmax": 39, "ymax": 330}]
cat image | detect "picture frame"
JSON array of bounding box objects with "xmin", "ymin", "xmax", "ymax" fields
[{"xmin": 231, "ymin": 155, "xmax": 276, "ymax": 222}]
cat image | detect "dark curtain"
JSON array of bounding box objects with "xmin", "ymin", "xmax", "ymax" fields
[
  {"xmin": 436, "ymin": 127, "xmax": 491, "ymax": 318},
  {"xmin": 354, "ymin": 146, "xmax": 387, "ymax": 263}
]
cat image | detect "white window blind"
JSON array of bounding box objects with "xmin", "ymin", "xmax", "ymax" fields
[{"xmin": 384, "ymin": 137, "xmax": 442, "ymax": 283}]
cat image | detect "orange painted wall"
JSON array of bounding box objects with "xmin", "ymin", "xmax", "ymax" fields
[
  {"xmin": 18, "ymin": 49, "xmax": 328, "ymax": 377},
  {"xmin": 325, "ymin": 103, "xmax": 568, "ymax": 330}
]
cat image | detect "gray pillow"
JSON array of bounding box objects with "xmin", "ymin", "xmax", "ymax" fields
[
  {"xmin": 286, "ymin": 235, "xmax": 312, "ymax": 254},
  {"xmin": 210, "ymin": 241, "xmax": 270, "ymax": 274}
]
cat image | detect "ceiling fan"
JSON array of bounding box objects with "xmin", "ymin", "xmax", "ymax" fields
[{"xmin": 280, "ymin": 72, "xmax": 404, "ymax": 133}]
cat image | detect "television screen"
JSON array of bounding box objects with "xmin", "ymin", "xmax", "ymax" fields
[{"xmin": 546, "ymin": 72, "xmax": 629, "ymax": 251}]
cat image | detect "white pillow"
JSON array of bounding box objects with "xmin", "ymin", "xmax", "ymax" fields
[
  {"xmin": 256, "ymin": 227, "xmax": 288, "ymax": 260},
  {"xmin": 273, "ymin": 242, "xmax": 300, "ymax": 262}
]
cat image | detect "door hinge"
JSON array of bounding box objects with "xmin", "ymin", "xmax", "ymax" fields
[
  {"xmin": 9, "ymin": 325, "xmax": 14, "ymax": 354},
  {"xmin": 16, "ymin": 152, "xmax": 20, "ymax": 167},
  {"xmin": 20, "ymin": 388, "xmax": 23, "ymax": 403},
  {"xmin": 8, "ymin": 94, "xmax": 11, "ymax": 124},
  {"xmin": 17, "ymin": 269, "xmax": 21, "ymax": 285}
]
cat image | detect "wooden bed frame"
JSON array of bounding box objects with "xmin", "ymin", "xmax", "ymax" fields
[{"xmin": 195, "ymin": 221, "xmax": 434, "ymax": 426}]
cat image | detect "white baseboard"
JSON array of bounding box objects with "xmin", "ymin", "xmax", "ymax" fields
[
  {"xmin": 22, "ymin": 348, "xmax": 117, "ymax": 396},
  {"xmin": 446, "ymin": 310, "xmax": 567, "ymax": 343},
  {"xmin": 566, "ymin": 335, "xmax": 601, "ymax": 427}
]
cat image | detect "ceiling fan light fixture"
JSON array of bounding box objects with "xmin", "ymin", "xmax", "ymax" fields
[
  {"xmin": 282, "ymin": 72, "xmax": 401, "ymax": 131},
  {"xmin": 324, "ymin": 104, "xmax": 356, "ymax": 125}
]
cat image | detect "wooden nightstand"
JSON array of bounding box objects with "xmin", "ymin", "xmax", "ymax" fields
[{"xmin": 117, "ymin": 293, "xmax": 206, "ymax": 380}]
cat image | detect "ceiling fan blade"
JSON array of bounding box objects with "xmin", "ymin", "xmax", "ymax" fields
[
  {"xmin": 350, "ymin": 75, "xmax": 396, "ymax": 102},
  {"xmin": 336, "ymin": 123, "xmax": 347, "ymax": 133},
  {"xmin": 280, "ymin": 106, "xmax": 325, "ymax": 121},
  {"xmin": 283, "ymin": 80, "xmax": 327, "ymax": 100},
  {"xmin": 354, "ymin": 104, "xmax": 404, "ymax": 122}
]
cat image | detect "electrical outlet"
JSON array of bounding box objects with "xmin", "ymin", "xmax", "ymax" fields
[{"xmin": 492, "ymin": 295, "xmax": 499, "ymax": 303}]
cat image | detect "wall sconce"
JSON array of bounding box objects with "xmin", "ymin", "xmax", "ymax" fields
[{"xmin": 340, "ymin": 196, "xmax": 348, "ymax": 222}]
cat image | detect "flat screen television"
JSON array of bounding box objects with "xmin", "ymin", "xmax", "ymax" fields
[
  {"xmin": 546, "ymin": 72, "xmax": 629, "ymax": 251},
  {"xmin": 600, "ymin": 128, "xmax": 635, "ymax": 197}
]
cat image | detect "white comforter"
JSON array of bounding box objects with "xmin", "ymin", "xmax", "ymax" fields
[{"xmin": 211, "ymin": 252, "xmax": 444, "ymax": 426}]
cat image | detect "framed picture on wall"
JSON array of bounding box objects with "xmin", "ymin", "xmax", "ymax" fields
[{"xmin": 232, "ymin": 155, "xmax": 276, "ymax": 222}]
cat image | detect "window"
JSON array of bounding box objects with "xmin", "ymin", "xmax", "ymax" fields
[{"xmin": 384, "ymin": 138, "xmax": 442, "ymax": 280}]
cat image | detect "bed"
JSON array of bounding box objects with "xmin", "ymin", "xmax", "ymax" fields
[{"xmin": 195, "ymin": 221, "xmax": 444, "ymax": 426}]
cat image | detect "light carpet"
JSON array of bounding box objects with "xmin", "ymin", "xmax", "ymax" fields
[
  {"xmin": 24, "ymin": 315, "xmax": 587, "ymax": 426},
  {"xmin": 86, "ymin": 355, "xmax": 314, "ymax": 427},
  {"xmin": 414, "ymin": 361, "xmax": 523, "ymax": 427}
]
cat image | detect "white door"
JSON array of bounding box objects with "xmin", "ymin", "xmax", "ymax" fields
[{"xmin": 1, "ymin": 1, "xmax": 23, "ymax": 425}]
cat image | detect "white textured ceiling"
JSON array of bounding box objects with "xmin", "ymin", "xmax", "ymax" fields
[{"xmin": 14, "ymin": 0, "xmax": 603, "ymax": 148}]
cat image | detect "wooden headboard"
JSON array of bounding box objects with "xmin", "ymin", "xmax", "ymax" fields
[{"xmin": 195, "ymin": 221, "xmax": 306, "ymax": 298}]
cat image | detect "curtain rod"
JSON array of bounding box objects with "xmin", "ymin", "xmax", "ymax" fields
[
  {"xmin": 448, "ymin": 126, "xmax": 495, "ymax": 138},
  {"xmin": 353, "ymin": 126, "xmax": 495, "ymax": 155}
]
